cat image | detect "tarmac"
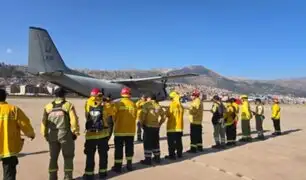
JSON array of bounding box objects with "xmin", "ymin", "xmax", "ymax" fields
[{"xmin": 1, "ymin": 98, "xmax": 305, "ymax": 180}]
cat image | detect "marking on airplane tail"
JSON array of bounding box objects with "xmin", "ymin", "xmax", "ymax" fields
[{"xmin": 192, "ymin": 159, "xmax": 255, "ymax": 180}]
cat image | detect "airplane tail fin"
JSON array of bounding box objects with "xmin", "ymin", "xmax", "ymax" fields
[{"xmin": 28, "ymin": 27, "xmax": 70, "ymax": 74}]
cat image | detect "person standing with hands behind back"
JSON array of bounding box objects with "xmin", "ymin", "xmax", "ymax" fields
[
  {"xmin": 165, "ymin": 91, "xmax": 184, "ymax": 160},
  {"xmin": 0, "ymin": 89, "xmax": 35, "ymax": 180},
  {"xmin": 41, "ymin": 87, "xmax": 80, "ymax": 180}
]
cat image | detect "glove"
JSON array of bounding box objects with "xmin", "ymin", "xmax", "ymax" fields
[{"xmin": 72, "ymin": 134, "xmax": 77, "ymax": 141}]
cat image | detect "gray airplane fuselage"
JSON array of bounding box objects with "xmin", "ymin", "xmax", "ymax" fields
[{"xmin": 37, "ymin": 71, "xmax": 167, "ymax": 100}]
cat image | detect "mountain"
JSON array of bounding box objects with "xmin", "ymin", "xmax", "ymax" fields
[{"xmin": 0, "ymin": 62, "xmax": 306, "ymax": 97}]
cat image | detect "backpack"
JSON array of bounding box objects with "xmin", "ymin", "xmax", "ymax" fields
[
  {"xmin": 47, "ymin": 100, "xmax": 71, "ymax": 141},
  {"xmin": 86, "ymin": 103, "xmax": 104, "ymax": 131},
  {"xmin": 218, "ymin": 103, "xmax": 226, "ymax": 118},
  {"xmin": 47, "ymin": 100, "xmax": 70, "ymax": 128}
]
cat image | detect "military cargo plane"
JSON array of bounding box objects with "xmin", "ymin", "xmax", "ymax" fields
[{"xmin": 28, "ymin": 27, "xmax": 198, "ymax": 101}]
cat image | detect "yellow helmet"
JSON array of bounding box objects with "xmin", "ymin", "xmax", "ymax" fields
[
  {"xmin": 169, "ymin": 91, "xmax": 179, "ymax": 99},
  {"xmin": 240, "ymin": 95, "xmax": 248, "ymax": 99}
]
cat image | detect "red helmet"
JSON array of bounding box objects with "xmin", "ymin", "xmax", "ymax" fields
[
  {"xmin": 90, "ymin": 88, "xmax": 101, "ymax": 96},
  {"xmin": 121, "ymin": 87, "xmax": 131, "ymax": 97},
  {"xmin": 192, "ymin": 90, "xmax": 200, "ymax": 97}
]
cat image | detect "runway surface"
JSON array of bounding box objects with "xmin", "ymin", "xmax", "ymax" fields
[{"xmin": 1, "ymin": 98, "xmax": 305, "ymax": 180}]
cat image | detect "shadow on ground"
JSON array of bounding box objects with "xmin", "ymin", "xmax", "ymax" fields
[
  {"xmin": 109, "ymin": 133, "xmax": 195, "ymax": 148},
  {"xmin": 75, "ymin": 128, "xmax": 302, "ymax": 180},
  {"xmin": 18, "ymin": 150, "xmax": 49, "ymax": 158},
  {"xmin": 237, "ymin": 130, "xmax": 271, "ymax": 136}
]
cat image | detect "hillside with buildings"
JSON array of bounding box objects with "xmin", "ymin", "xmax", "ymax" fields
[{"xmin": 0, "ymin": 62, "xmax": 306, "ymax": 102}]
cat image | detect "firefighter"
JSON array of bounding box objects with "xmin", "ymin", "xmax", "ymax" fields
[
  {"xmin": 0, "ymin": 89, "xmax": 35, "ymax": 180},
  {"xmin": 210, "ymin": 95, "xmax": 226, "ymax": 149},
  {"xmin": 112, "ymin": 87, "xmax": 137, "ymax": 173},
  {"xmin": 41, "ymin": 87, "xmax": 80, "ymax": 180},
  {"xmin": 253, "ymin": 98, "xmax": 265, "ymax": 140},
  {"xmin": 271, "ymin": 97, "xmax": 281, "ymax": 135},
  {"xmin": 104, "ymin": 93, "xmax": 115, "ymax": 142},
  {"xmin": 230, "ymin": 98, "xmax": 239, "ymax": 143},
  {"xmin": 165, "ymin": 91, "xmax": 184, "ymax": 160},
  {"xmin": 239, "ymin": 95, "xmax": 253, "ymax": 142},
  {"xmin": 224, "ymin": 99, "xmax": 237, "ymax": 146},
  {"xmin": 139, "ymin": 93, "xmax": 166, "ymax": 165},
  {"xmin": 187, "ymin": 90, "xmax": 204, "ymax": 153},
  {"xmin": 83, "ymin": 88, "xmax": 110, "ymax": 180},
  {"xmin": 135, "ymin": 94, "xmax": 147, "ymax": 142}
]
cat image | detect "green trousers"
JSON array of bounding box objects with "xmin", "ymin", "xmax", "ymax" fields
[
  {"xmin": 213, "ymin": 123, "xmax": 226, "ymax": 144},
  {"xmin": 241, "ymin": 120, "xmax": 251, "ymax": 139},
  {"xmin": 48, "ymin": 139, "xmax": 75, "ymax": 180}
]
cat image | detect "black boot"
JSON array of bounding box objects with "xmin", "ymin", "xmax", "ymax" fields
[
  {"xmin": 83, "ymin": 174, "xmax": 94, "ymax": 180},
  {"xmin": 127, "ymin": 160, "xmax": 133, "ymax": 171},
  {"xmin": 197, "ymin": 146, "xmax": 204, "ymax": 152},
  {"xmin": 211, "ymin": 143, "xmax": 221, "ymax": 149},
  {"xmin": 137, "ymin": 136, "xmax": 143, "ymax": 142},
  {"xmin": 186, "ymin": 147, "xmax": 197, "ymax": 154},
  {"xmin": 111, "ymin": 163, "xmax": 122, "ymax": 173},
  {"xmin": 165, "ymin": 154, "xmax": 176, "ymax": 160},
  {"xmin": 99, "ymin": 172, "xmax": 107, "ymax": 179},
  {"xmin": 140, "ymin": 158, "xmax": 152, "ymax": 165},
  {"xmin": 153, "ymin": 156, "xmax": 161, "ymax": 164},
  {"xmin": 246, "ymin": 137, "xmax": 252, "ymax": 142}
]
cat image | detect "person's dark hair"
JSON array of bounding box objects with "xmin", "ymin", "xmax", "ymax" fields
[
  {"xmin": 0, "ymin": 89, "xmax": 7, "ymax": 102},
  {"xmin": 229, "ymin": 98, "xmax": 236, "ymax": 103},
  {"xmin": 212, "ymin": 95, "xmax": 220, "ymax": 101},
  {"xmin": 146, "ymin": 92, "xmax": 156, "ymax": 100},
  {"xmin": 54, "ymin": 88, "xmax": 67, "ymax": 98},
  {"xmin": 255, "ymin": 98, "xmax": 261, "ymax": 103}
]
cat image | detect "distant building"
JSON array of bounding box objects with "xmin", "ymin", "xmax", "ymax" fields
[
  {"xmin": 20, "ymin": 84, "xmax": 37, "ymax": 95},
  {"xmin": 6, "ymin": 84, "xmax": 20, "ymax": 94}
]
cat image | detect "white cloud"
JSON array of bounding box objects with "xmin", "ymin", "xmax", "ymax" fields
[{"xmin": 6, "ymin": 48, "xmax": 12, "ymax": 54}]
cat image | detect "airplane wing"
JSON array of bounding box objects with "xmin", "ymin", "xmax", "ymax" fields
[{"xmin": 110, "ymin": 73, "xmax": 199, "ymax": 84}]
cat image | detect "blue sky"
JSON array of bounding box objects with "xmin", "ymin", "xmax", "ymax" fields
[{"xmin": 0, "ymin": 0, "xmax": 305, "ymax": 79}]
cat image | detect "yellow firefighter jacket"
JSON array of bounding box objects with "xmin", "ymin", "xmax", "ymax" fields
[
  {"xmin": 224, "ymin": 103, "xmax": 235, "ymax": 126},
  {"xmin": 188, "ymin": 97, "xmax": 203, "ymax": 125},
  {"xmin": 85, "ymin": 97, "xmax": 109, "ymax": 140},
  {"xmin": 271, "ymin": 103, "xmax": 281, "ymax": 120},
  {"xmin": 240, "ymin": 101, "xmax": 252, "ymax": 120},
  {"xmin": 140, "ymin": 100, "xmax": 166, "ymax": 128},
  {"xmin": 104, "ymin": 101, "xmax": 115, "ymax": 117},
  {"xmin": 232, "ymin": 102, "xmax": 239, "ymax": 120},
  {"xmin": 136, "ymin": 99, "xmax": 146, "ymax": 120},
  {"xmin": 41, "ymin": 98, "xmax": 80, "ymax": 140},
  {"xmin": 113, "ymin": 97, "xmax": 137, "ymax": 136},
  {"xmin": 166, "ymin": 96, "xmax": 184, "ymax": 132},
  {"xmin": 0, "ymin": 102, "xmax": 35, "ymax": 158}
]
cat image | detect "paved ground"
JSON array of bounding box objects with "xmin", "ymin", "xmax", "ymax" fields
[{"xmin": 1, "ymin": 98, "xmax": 305, "ymax": 180}]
